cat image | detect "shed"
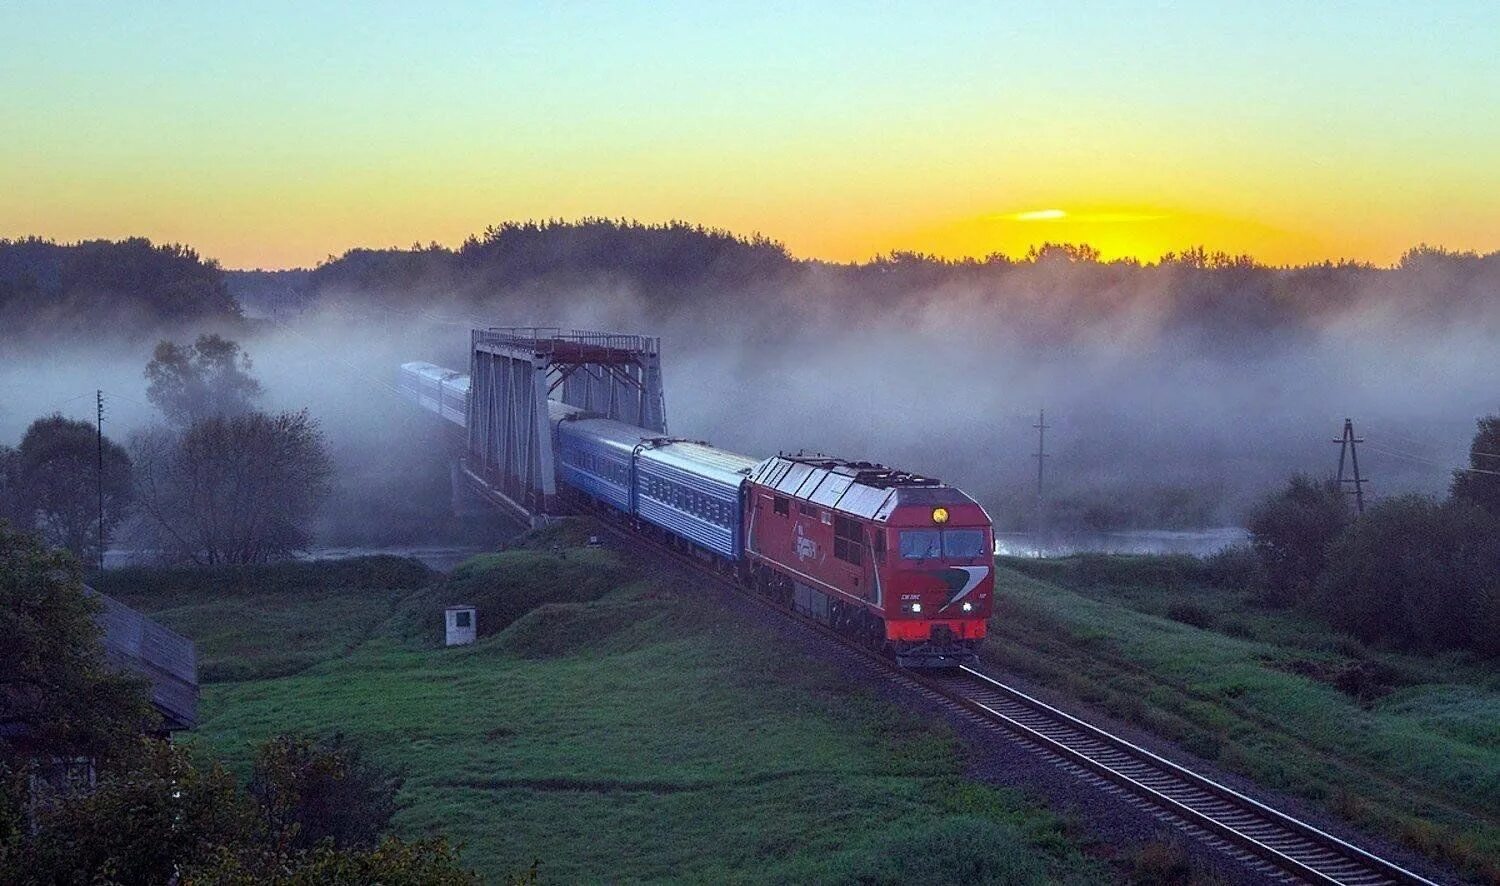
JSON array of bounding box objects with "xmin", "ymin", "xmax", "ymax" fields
[{"xmin": 445, "ymin": 604, "xmax": 477, "ymax": 646}]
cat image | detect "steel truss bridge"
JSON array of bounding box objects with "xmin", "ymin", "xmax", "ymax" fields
[{"xmin": 462, "ymin": 327, "xmax": 666, "ymax": 524}]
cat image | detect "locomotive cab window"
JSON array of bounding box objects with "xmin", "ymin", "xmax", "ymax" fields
[
  {"xmin": 773, "ymin": 496, "xmax": 789, "ymax": 516},
  {"xmin": 899, "ymin": 529, "xmax": 943, "ymax": 560},
  {"xmin": 943, "ymin": 529, "xmax": 987, "ymax": 560}
]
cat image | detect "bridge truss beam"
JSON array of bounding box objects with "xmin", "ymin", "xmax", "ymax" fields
[{"xmin": 466, "ymin": 327, "xmax": 666, "ymax": 522}]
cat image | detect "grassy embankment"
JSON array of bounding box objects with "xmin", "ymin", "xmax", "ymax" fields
[
  {"xmin": 986, "ymin": 554, "xmax": 1500, "ymax": 884},
  {"xmin": 96, "ymin": 531, "xmax": 1107, "ymax": 884}
]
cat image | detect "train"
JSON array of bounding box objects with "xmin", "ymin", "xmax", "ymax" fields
[{"xmin": 399, "ymin": 361, "xmax": 994, "ymax": 668}]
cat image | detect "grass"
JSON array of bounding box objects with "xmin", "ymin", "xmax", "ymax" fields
[
  {"xmin": 95, "ymin": 556, "xmax": 431, "ymax": 682},
  {"xmin": 988, "ymin": 554, "xmax": 1500, "ymax": 884},
  {"xmin": 114, "ymin": 534, "xmax": 1107, "ymax": 883}
]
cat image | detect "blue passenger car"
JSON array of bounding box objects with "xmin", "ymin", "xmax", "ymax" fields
[
  {"xmin": 555, "ymin": 418, "xmax": 647, "ymax": 514},
  {"xmin": 634, "ymin": 441, "xmax": 757, "ymax": 559}
]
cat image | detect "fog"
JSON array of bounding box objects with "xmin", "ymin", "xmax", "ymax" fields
[{"xmin": 4, "ymin": 248, "xmax": 1498, "ymax": 540}]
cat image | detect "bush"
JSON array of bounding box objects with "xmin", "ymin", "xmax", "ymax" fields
[
  {"xmin": 833, "ymin": 816, "xmax": 1048, "ymax": 885},
  {"xmin": 1165, "ymin": 602, "xmax": 1215, "ymax": 629},
  {"xmin": 249, "ymin": 733, "xmax": 401, "ymax": 851},
  {"xmin": 1201, "ymin": 544, "xmax": 1263, "ymax": 590},
  {"xmin": 1247, "ymin": 475, "xmax": 1350, "ymax": 606},
  {"xmin": 93, "ymin": 555, "xmax": 433, "ymax": 602},
  {"xmin": 1316, "ymin": 496, "xmax": 1500, "ymax": 655},
  {"xmin": 1450, "ymin": 415, "xmax": 1500, "ymax": 519}
]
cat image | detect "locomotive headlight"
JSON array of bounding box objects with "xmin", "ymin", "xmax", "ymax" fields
[
  {"xmin": 931, "ymin": 507, "xmax": 949, "ymax": 524},
  {"xmin": 910, "ymin": 602, "xmax": 922, "ymax": 613},
  {"xmin": 962, "ymin": 601, "xmax": 974, "ymax": 612}
]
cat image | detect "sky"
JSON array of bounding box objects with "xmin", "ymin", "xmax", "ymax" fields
[{"xmin": 2, "ymin": 1, "xmax": 1497, "ymax": 269}]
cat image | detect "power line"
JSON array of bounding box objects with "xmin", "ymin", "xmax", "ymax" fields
[{"xmin": 1365, "ymin": 441, "xmax": 1500, "ymax": 477}]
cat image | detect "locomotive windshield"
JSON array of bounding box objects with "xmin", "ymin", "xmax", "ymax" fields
[
  {"xmin": 899, "ymin": 529, "xmax": 988, "ymax": 560},
  {"xmin": 900, "ymin": 530, "xmax": 943, "ymax": 560},
  {"xmin": 941, "ymin": 529, "xmax": 987, "ymax": 559}
]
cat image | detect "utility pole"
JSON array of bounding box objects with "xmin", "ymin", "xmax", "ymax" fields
[
  {"xmin": 1033, "ymin": 408, "xmax": 1050, "ymax": 553},
  {"xmin": 96, "ymin": 390, "xmax": 105, "ymax": 572},
  {"xmin": 1333, "ymin": 417, "xmax": 1366, "ymax": 515}
]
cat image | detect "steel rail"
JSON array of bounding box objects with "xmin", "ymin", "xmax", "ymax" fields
[
  {"xmin": 584, "ymin": 515, "xmax": 1443, "ymax": 885},
  {"xmin": 927, "ymin": 667, "xmax": 1438, "ymax": 885}
]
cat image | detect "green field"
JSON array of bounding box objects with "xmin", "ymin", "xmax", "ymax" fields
[
  {"xmin": 987, "ymin": 555, "xmax": 1500, "ymax": 884},
  {"xmin": 103, "ymin": 540, "xmax": 1108, "ymax": 884}
]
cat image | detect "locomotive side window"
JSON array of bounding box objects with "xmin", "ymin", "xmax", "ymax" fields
[
  {"xmin": 872, "ymin": 529, "xmax": 886, "ymax": 564},
  {"xmin": 773, "ymin": 496, "xmax": 789, "ymax": 516},
  {"xmin": 834, "ymin": 515, "xmax": 864, "ymax": 564}
]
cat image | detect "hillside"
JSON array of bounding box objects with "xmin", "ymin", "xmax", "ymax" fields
[
  {"xmin": 985, "ymin": 555, "xmax": 1500, "ymax": 883},
  {"xmin": 99, "ymin": 532, "xmax": 1109, "ymax": 883}
]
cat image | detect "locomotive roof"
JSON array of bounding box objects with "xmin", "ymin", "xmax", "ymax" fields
[{"xmin": 748, "ymin": 454, "xmax": 979, "ymax": 521}]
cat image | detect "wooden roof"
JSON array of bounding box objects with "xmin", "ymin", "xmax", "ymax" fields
[{"xmin": 86, "ymin": 588, "xmax": 199, "ymax": 732}]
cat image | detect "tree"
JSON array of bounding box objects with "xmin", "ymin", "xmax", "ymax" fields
[
  {"xmin": 3, "ymin": 738, "xmax": 481, "ymax": 886},
  {"xmin": 145, "ymin": 334, "xmax": 263, "ymax": 427},
  {"xmin": 249, "ymin": 734, "xmax": 401, "ymax": 852},
  {"xmin": 1451, "ymin": 415, "xmax": 1500, "ymax": 519},
  {"xmin": 2, "ymin": 416, "xmax": 132, "ymax": 564},
  {"xmin": 0, "ymin": 524, "xmax": 151, "ymax": 763},
  {"xmin": 1246, "ymin": 474, "xmax": 1350, "ymax": 605},
  {"xmin": 9, "ymin": 739, "xmax": 256, "ymax": 885},
  {"xmin": 132, "ymin": 410, "xmax": 333, "ymax": 564}
]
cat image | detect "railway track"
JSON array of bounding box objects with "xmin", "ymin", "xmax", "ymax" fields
[
  {"xmin": 915, "ymin": 667, "xmax": 1437, "ymax": 885},
  {"xmin": 588, "ymin": 517, "xmax": 1443, "ymax": 885}
]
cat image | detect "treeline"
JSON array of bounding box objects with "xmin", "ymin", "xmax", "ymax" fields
[
  {"xmin": 280, "ymin": 220, "xmax": 1500, "ymax": 350},
  {"xmin": 12, "ymin": 224, "xmax": 1500, "ymax": 356},
  {"xmin": 1242, "ymin": 417, "xmax": 1500, "ymax": 656},
  {"xmin": 0, "ymin": 237, "xmax": 241, "ymax": 344}
]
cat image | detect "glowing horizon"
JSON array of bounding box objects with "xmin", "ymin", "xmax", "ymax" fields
[{"xmin": 2, "ymin": 2, "xmax": 1497, "ymax": 271}]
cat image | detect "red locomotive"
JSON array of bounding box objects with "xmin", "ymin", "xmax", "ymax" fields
[{"xmin": 741, "ymin": 454, "xmax": 993, "ymax": 667}]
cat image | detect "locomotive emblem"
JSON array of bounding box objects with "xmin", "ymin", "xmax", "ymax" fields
[
  {"xmin": 938, "ymin": 566, "xmax": 990, "ymax": 611},
  {"xmin": 793, "ymin": 521, "xmax": 818, "ymax": 562}
]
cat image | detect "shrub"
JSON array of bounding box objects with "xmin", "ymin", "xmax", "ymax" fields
[
  {"xmin": 834, "ymin": 816, "xmax": 1048, "ymax": 885},
  {"xmin": 1316, "ymin": 496, "xmax": 1500, "ymax": 654},
  {"xmin": 1166, "ymin": 602, "xmax": 1215, "ymax": 629},
  {"xmin": 93, "ymin": 555, "xmax": 433, "ymax": 602},
  {"xmin": 1201, "ymin": 544, "xmax": 1263, "ymax": 590},
  {"xmin": 249, "ymin": 733, "xmax": 402, "ymax": 851},
  {"xmin": 1247, "ymin": 475, "xmax": 1349, "ymax": 606},
  {"xmin": 1450, "ymin": 415, "xmax": 1500, "ymax": 519}
]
